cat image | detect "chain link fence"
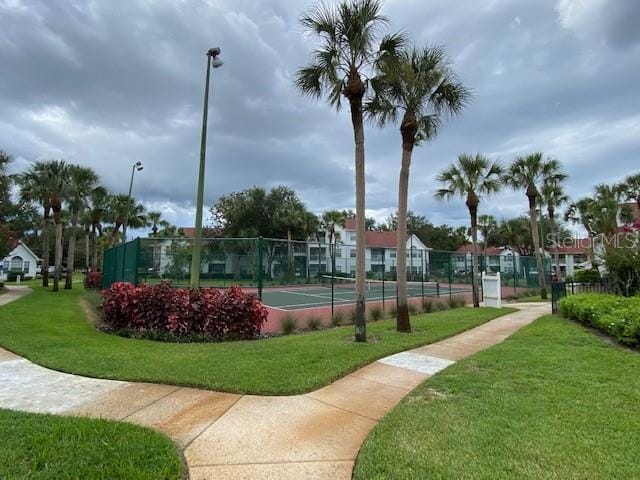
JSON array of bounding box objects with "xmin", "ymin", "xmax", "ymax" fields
[{"xmin": 103, "ymin": 237, "xmax": 551, "ymax": 300}]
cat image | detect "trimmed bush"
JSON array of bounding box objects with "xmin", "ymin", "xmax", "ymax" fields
[
  {"xmin": 573, "ymin": 269, "xmax": 601, "ymax": 283},
  {"xmin": 387, "ymin": 304, "xmax": 398, "ymax": 319},
  {"xmin": 101, "ymin": 282, "xmax": 268, "ymax": 341},
  {"xmin": 84, "ymin": 271, "xmax": 103, "ymax": 290},
  {"xmin": 422, "ymin": 299, "xmax": 434, "ymax": 313},
  {"xmin": 368, "ymin": 305, "xmax": 383, "ymax": 322},
  {"xmin": 281, "ymin": 314, "xmax": 297, "ymax": 335},
  {"xmin": 331, "ymin": 311, "xmax": 345, "ymax": 326},
  {"xmin": 559, "ymin": 293, "xmax": 640, "ymax": 347},
  {"xmin": 448, "ymin": 296, "xmax": 467, "ymax": 309},
  {"xmin": 307, "ymin": 315, "xmax": 322, "ymax": 331},
  {"xmin": 408, "ymin": 303, "xmax": 419, "ymax": 315},
  {"xmin": 433, "ymin": 301, "xmax": 450, "ymax": 312}
]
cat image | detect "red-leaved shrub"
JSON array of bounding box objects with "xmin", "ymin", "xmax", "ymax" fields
[
  {"xmin": 84, "ymin": 271, "xmax": 103, "ymax": 289},
  {"xmin": 101, "ymin": 282, "xmax": 268, "ymax": 341}
]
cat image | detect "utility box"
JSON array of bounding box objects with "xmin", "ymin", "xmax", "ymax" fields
[{"xmin": 482, "ymin": 272, "xmax": 501, "ymax": 308}]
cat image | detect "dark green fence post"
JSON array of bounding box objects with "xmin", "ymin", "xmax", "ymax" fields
[
  {"xmin": 331, "ymin": 242, "xmax": 336, "ymax": 320},
  {"xmin": 448, "ymin": 258, "xmax": 452, "ymax": 301},
  {"xmin": 120, "ymin": 242, "xmax": 126, "ymax": 283},
  {"xmin": 382, "ymin": 248, "xmax": 385, "ymax": 312},
  {"xmin": 257, "ymin": 237, "xmax": 264, "ymax": 300}
]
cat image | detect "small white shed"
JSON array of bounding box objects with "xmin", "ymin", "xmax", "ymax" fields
[{"xmin": 1, "ymin": 241, "xmax": 41, "ymax": 280}]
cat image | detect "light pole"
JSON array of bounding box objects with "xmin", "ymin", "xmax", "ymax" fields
[
  {"xmin": 190, "ymin": 47, "xmax": 223, "ymax": 288},
  {"xmin": 122, "ymin": 161, "xmax": 143, "ymax": 243}
]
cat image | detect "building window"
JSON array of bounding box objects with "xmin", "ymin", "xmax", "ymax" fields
[
  {"xmin": 23, "ymin": 260, "xmax": 30, "ymax": 272},
  {"xmin": 10, "ymin": 256, "xmax": 23, "ymax": 271},
  {"xmin": 349, "ymin": 233, "xmax": 357, "ymax": 241},
  {"xmin": 350, "ymin": 249, "xmax": 356, "ymax": 258},
  {"xmin": 334, "ymin": 248, "xmax": 342, "ymax": 258},
  {"xmin": 389, "ymin": 251, "xmax": 396, "ymax": 258}
]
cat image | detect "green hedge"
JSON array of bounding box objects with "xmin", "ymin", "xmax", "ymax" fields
[
  {"xmin": 572, "ymin": 268, "xmax": 601, "ymax": 283},
  {"xmin": 559, "ymin": 293, "xmax": 640, "ymax": 347}
]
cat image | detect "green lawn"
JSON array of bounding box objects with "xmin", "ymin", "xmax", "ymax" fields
[
  {"xmin": 0, "ymin": 286, "xmax": 513, "ymax": 395},
  {"xmin": 0, "ymin": 409, "xmax": 185, "ymax": 479},
  {"xmin": 354, "ymin": 315, "xmax": 640, "ymax": 479}
]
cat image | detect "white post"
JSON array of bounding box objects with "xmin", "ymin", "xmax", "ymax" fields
[{"xmin": 481, "ymin": 271, "xmax": 501, "ymax": 308}]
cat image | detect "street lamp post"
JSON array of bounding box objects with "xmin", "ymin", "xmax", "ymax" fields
[
  {"xmin": 190, "ymin": 47, "xmax": 223, "ymax": 289},
  {"xmin": 122, "ymin": 161, "xmax": 143, "ymax": 243}
]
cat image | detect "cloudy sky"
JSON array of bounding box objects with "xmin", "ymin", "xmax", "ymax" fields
[{"xmin": 1, "ymin": 0, "xmax": 639, "ymax": 236}]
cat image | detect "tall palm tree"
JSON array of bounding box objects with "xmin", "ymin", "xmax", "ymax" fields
[
  {"xmin": 157, "ymin": 221, "xmax": 183, "ymax": 238},
  {"xmin": 44, "ymin": 161, "xmax": 70, "ymax": 292},
  {"xmin": 322, "ymin": 210, "xmax": 346, "ymax": 273},
  {"xmin": 478, "ymin": 214, "xmax": 497, "ymax": 271},
  {"xmin": 65, "ymin": 166, "xmax": 99, "ymax": 289},
  {"xmin": 621, "ymin": 172, "xmax": 640, "ymax": 209},
  {"xmin": 592, "ymin": 184, "xmax": 633, "ymax": 237},
  {"xmin": 367, "ymin": 45, "xmax": 469, "ymax": 331},
  {"xmin": 147, "ymin": 211, "xmax": 162, "ymax": 237},
  {"xmin": 0, "ymin": 151, "xmax": 11, "ymax": 209},
  {"xmin": 541, "ymin": 181, "xmax": 568, "ymax": 278},
  {"xmin": 565, "ymin": 198, "xmax": 597, "ymax": 267},
  {"xmin": 435, "ymin": 154, "xmax": 502, "ymax": 307},
  {"xmin": 87, "ymin": 186, "xmax": 109, "ymax": 270},
  {"xmin": 296, "ymin": 0, "xmax": 404, "ymax": 341},
  {"xmin": 505, "ymin": 153, "xmax": 566, "ymax": 299},
  {"xmin": 16, "ymin": 162, "xmax": 53, "ymax": 287},
  {"xmin": 107, "ymin": 194, "xmax": 147, "ymax": 246}
]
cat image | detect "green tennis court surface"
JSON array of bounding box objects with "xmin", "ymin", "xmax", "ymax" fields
[{"xmin": 261, "ymin": 278, "xmax": 471, "ymax": 310}]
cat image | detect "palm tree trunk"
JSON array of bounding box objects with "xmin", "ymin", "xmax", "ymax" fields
[
  {"xmin": 65, "ymin": 212, "xmax": 78, "ymax": 289},
  {"xmin": 469, "ymin": 206, "xmax": 480, "ymax": 308},
  {"xmin": 111, "ymin": 223, "xmax": 121, "ymax": 247},
  {"xmin": 482, "ymin": 229, "xmax": 488, "ymax": 273},
  {"xmin": 42, "ymin": 206, "xmax": 51, "ymax": 287},
  {"xmin": 548, "ymin": 211, "xmax": 560, "ymax": 279},
  {"xmin": 84, "ymin": 229, "xmax": 90, "ymax": 271},
  {"xmin": 528, "ymin": 196, "xmax": 547, "ymax": 299},
  {"xmin": 396, "ymin": 137, "xmax": 414, "ymax": 332},
  {"xmin": 287, "ymin": 229, "xmax": 293, "ymax": 279},
  {"xmin": 350, "ymin": 94, "xmax": 367, "ymax": 342},
  {"xmin": 52, "ymin": 210, "xmax": 63, "ymax": 292},
  {"xmin": 90, "ymin": 226, "xmax": 98, "ymax": 270}
]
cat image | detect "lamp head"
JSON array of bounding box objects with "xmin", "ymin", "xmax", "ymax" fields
[{"xmin": 207, "ymin": 47, "xmax": 223, "ymax": 68}]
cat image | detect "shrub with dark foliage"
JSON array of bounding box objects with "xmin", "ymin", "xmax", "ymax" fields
[
  {"xmin": 101, "ymin": 282, "xmax": 268, "ymax": 341},
  {"xmin": 84, "ymin": 271, "xmax": 103, "ymax": 289}
]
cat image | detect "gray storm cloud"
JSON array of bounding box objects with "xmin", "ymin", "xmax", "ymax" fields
[{"xmin": 1, "ymin": 0, "xmax": 638, "ymax": 232}]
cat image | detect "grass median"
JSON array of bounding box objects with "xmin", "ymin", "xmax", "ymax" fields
[
  {"xmin": 0, "ymin": 409, "xmax": 185, "ymax": 479},
  {"xmin": 354, "ymin": 315, "xmax": 640, "ymax": 479},
  {"xmin": 0, "ymin": 286, "xmax": 514, "ymax": 395}
]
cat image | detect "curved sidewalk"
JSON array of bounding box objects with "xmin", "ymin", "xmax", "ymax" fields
[{"xmin": 0, "ymin": 290, "xmax": 549, "ymax": 480}]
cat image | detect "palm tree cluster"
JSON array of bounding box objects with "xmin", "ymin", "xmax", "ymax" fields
[
  {"xmin": 296, "ymin": 0, "xmax": 469, "ymax": 337},
  {"xmin": 436, "ymin": 152, "xmax": 567, "ymax": 302},
  {"xmin": 565, "ymin": 172, "xmax": 640, "ymax": 266},
  {"xmin": 12, "ymin": 158, "xmax": 168, "ymax": 291}
]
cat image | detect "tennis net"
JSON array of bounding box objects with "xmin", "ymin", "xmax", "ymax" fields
[{"xmin": 320, "ymin": 275, "xmax": 440, "ymax": 297}]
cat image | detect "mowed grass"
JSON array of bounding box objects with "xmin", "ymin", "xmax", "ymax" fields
[
  {"xmin": 0, "ymin": 286, "xmax": 514, "ymax": 395},
  {"xmin": 354, "ymin": 315, "xmax": 640, "ymax": 479},
  {"xmin": 0, "ymin": 409, "xmax": 185, "ymax": 479}
]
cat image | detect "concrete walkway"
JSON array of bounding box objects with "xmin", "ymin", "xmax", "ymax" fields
[
  {"xmin": 0, "ymin": 292, "xmax": 549, "ymax": 480},
  {"xmin": 0, "ymin": 285, "xmax": 31, "ymax": 306}
]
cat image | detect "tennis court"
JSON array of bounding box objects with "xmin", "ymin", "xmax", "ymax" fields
[{"xmin": 261, "ymin": 276, "xmax": 471, "ymax": 311}]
